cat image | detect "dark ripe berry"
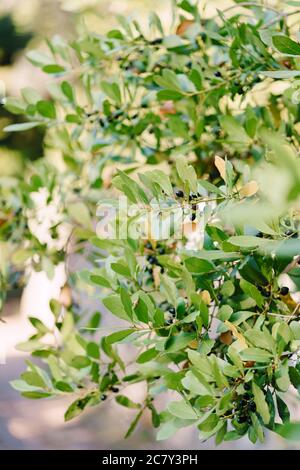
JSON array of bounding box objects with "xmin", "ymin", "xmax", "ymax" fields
[
  {"xmin": 111, "ymin": 386, "xmax": 119, "ymax": 393},
  {"xmin": 244, "ymin": 382, "xmax": 251, "ymax": 391},
  {"xmin": 234, "ymin": 80, "xmax": 239, "ymax": 86},
  {"xmin": 175, "ymin": 189, "xmax": 184, "ymax": 198},
  {"xmin": 217, "ymin": 294, "xmax": 223, "ymax": 301},
  {"xmin": 249, "ymin": 402, "xmax": 256, "ymax": 412},
  {"xmin": 160, "ymin": 267, "xmax": 165, "ymax": 274},
  {"xmin": 224, "ymin": 409, "xmax": 232, "ymax": 417},
  {"xmin": 261, "ymin": 289, "xmax": 270, "ymax": 297},
  {"xmin": 158, "ymin": 247, "xmax": 165, "ymax": 254},
  {"xmin": 190, "ymin": 193, "xmax": 197, "ymax": 199},
  {"xmin": 145, "ymin": 242, "xmax": 152, "ymax": 249},
  {"xmin": 147, "ymin": 255, "xmax": 158, "ymax": 265},
  {"xmin": 237, "ymin": 415, "xmax": 247, "ymax": 424},
  {"xmin": 280, "ymin": 286, "xmax": 289, "ymax": 296},
  {"xmin": 257, "ymin": 285, "xmax": 263, "ymax": 292},
  {"xmin": 169, "ymin": 307, "xmax": 176, "ymax": 315},
  {"xmin": 191, "ymin": 204, "xmax": 197, "ymax": 211},
  {"xmin": 256, "ymin": 231, "xmax": 263, "ymax": 238},
  {"xmin": 214, "ymin": 71, "xmax": 222, "ymax": 77},
  {"xmin": 101, "ymin": 394, "xmax": 107, "ymax": 401},
  {"xmin": 243, "ymin": 393, "xmax": 250, "ymax": 400},
  {"xmin": 190, "ymin": 213, "xmax": 196, "ymax": 222}
]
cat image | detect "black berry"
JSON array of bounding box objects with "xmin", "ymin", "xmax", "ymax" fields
[
  {"xmin": 280, "ymin": 286, "xmax": 289, "ymax": 296},
  {"xmin": 244, "ymin": 383, "xmax": 251, "ymax": 391},
  {"xmin": 147, "ymin": 255, "xmax": 158, "ymax": 265},
  {"xmin": 169, "ymin": 307, "xmax": 176, "ymax": 315},
  {"xmin": 111, "ymin": 386, "xmax": 119, "ymax": 393},
  {"xmin": 237, "ymin": 415, "xmax": 247, "ymax": 424},
  {"xmin": 175, "ymin": 189, "xmax": 184, "ymax": 198},
  {"xmin": 214, "ymin": 71, "xmax": 222, "ymax": 77},
  {"xmin": 249, "ymin": 402, "xmax": 256, "ymax": 412},
  {"xmin": 101, "ymin": 394, "xmax": 107, "ymax": 401},
  {"xmin": 190, "ymin": 213, "xmax": 196, "ymax": 221},
  {"xmin": 158, "ymin": 247, "xmax": 165, "ymax": 254}
]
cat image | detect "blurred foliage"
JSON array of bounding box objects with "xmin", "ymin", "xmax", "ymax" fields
[
  {"xmin": 2, "ymin": 0, "xmax": 300, "ymax": 446},
  {"xmin": 0, "ymin": 14, "xmax": 32, "ymax": 65}
]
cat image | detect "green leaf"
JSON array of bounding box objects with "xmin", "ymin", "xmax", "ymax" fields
[
  {"xmin": 182, "ymin": 370, "xmax": 212, "ymax": 395},
  {"xmin": 275, "ymin": 422, "xmax": 300, "ymax": 441},
  {"xmin": 36, "ymin": 100, "xmax": 56, "ymax": 119},
  {"xmin": 240, "ymin": 279, "xmax": 264, "ymax": 308},
  {"xmin": 43, "ymin": 64, "xmax": 66, "ymax": 74},
  {"xmin": 4, "ymin": 122, "xmax": 42, "ymax": 132},
  {"xmin": 103, "ymin": 295, "xmax": 132, "ymax": 322},
  {"xmin": 61, "ymin": 81, "xmax": 74, "ymax": 101},
  {"xmin": 115, "ymin": 395, "xmax": 141, "ymax": 409},
  {"xmin": 90, "ymin": 274, "xmax": 111, "ymax": 288},
  {"xmin": 111, "ymin": 263, "xmax": 131, "ymax": 278},
  {"xmin": 244, "ymin": 328, "xmax": 275, "ymax": 353},
  {"xmin": 106, "ymin": 329, "xmax": 135, "ymax": 344},
  {"xmin": 272, "ymin": 35, "xmax": 300, "ymax": 56},
  {"xmin": 240, "ymin": 348, "xmax": 273, "ymax": 363},
  {"xmin": 125, "ymin": 409, "xmax": 144, "ymax": 438},
  {"xmin": 21, "ymin": 371, "xmax": 47, "ymax": 389},
  {"xmin": 185, "ymin": 257, "xmax": 215, "ymax": 274},
  {"xmin": 252, "ymin": 382, "xmax": 270, "ymax": 425},
  {"xmin": 176, "ymin": 156, "xmax": 198, "ymax": 193},
  {"xmin": 164, "ymin": 332, "xmax": 195, "ymax": 352},
  {"xmin": 276, "ymin": 395, "xmax": 290, "ymax": 423},
  {"xmin": 21, "ymin": 391, "xmax": 52, "ymax": 399},
  {"xmin": 289, "ymin": 366, "xmax": 300, "ymax": 389},
  {"xmin": 136, "ymin": 348, "xmax": 159, "ymax": 364},
  {"xmin": 28, "ymin": 317, "xmax": 49, "ymax": 334},
  {"xmin": 86, "ymin": 342, "xmax": 100, "ymax": 359},
  {"xmin": 221, "ymin": 280, "xmax": 235, "ymax": 297},
  {"xmin": 168, "ymin": 400, "xmax": 198, "ymax": 419},
  {"xmin": 219, "ymin": 116, "xmax": 251, "ymax": 151},
  {"xmin": 217, "ymin": 305, "xmax": 233, "ymax": 322},
  {"xmin": 120, "ymin": 287, "xmax": 133, "ymax": 319},
  {"xmin": 55, "ymin": 381, "xmax": 74, "ymax": 392},
  {"xmin": 101, "ymin": 81, "xmax": 122, "ymax": 104},
  {"xmin": 134, "ymin": 296, "xmax": 149, "ymax": 324},
  {"xmin": 22, "ymin": 87, "xmax": 42, "ymax": 104},
  {"xmin": 71, "ymin": 356, "xmax": 91, "ymax": 369},
  {"xmin": 228, "ymin": 235, "xmax": 265, "ymax": 248},
  {"xmin": 157, "ymin": 89, "xmax": 184, "ymax": 101},
  {"xmin": 26, "ymin": 50, "xmax": 52, "ymax": 66}
]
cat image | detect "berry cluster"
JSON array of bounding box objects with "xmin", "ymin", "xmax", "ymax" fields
[
  {"xmin": 234, "ymin": 391, "xmax": 256, "ymax": 425},
  {"xmin": 175, "ymin": 189, "xmax": 200, "ymax": 221}
]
